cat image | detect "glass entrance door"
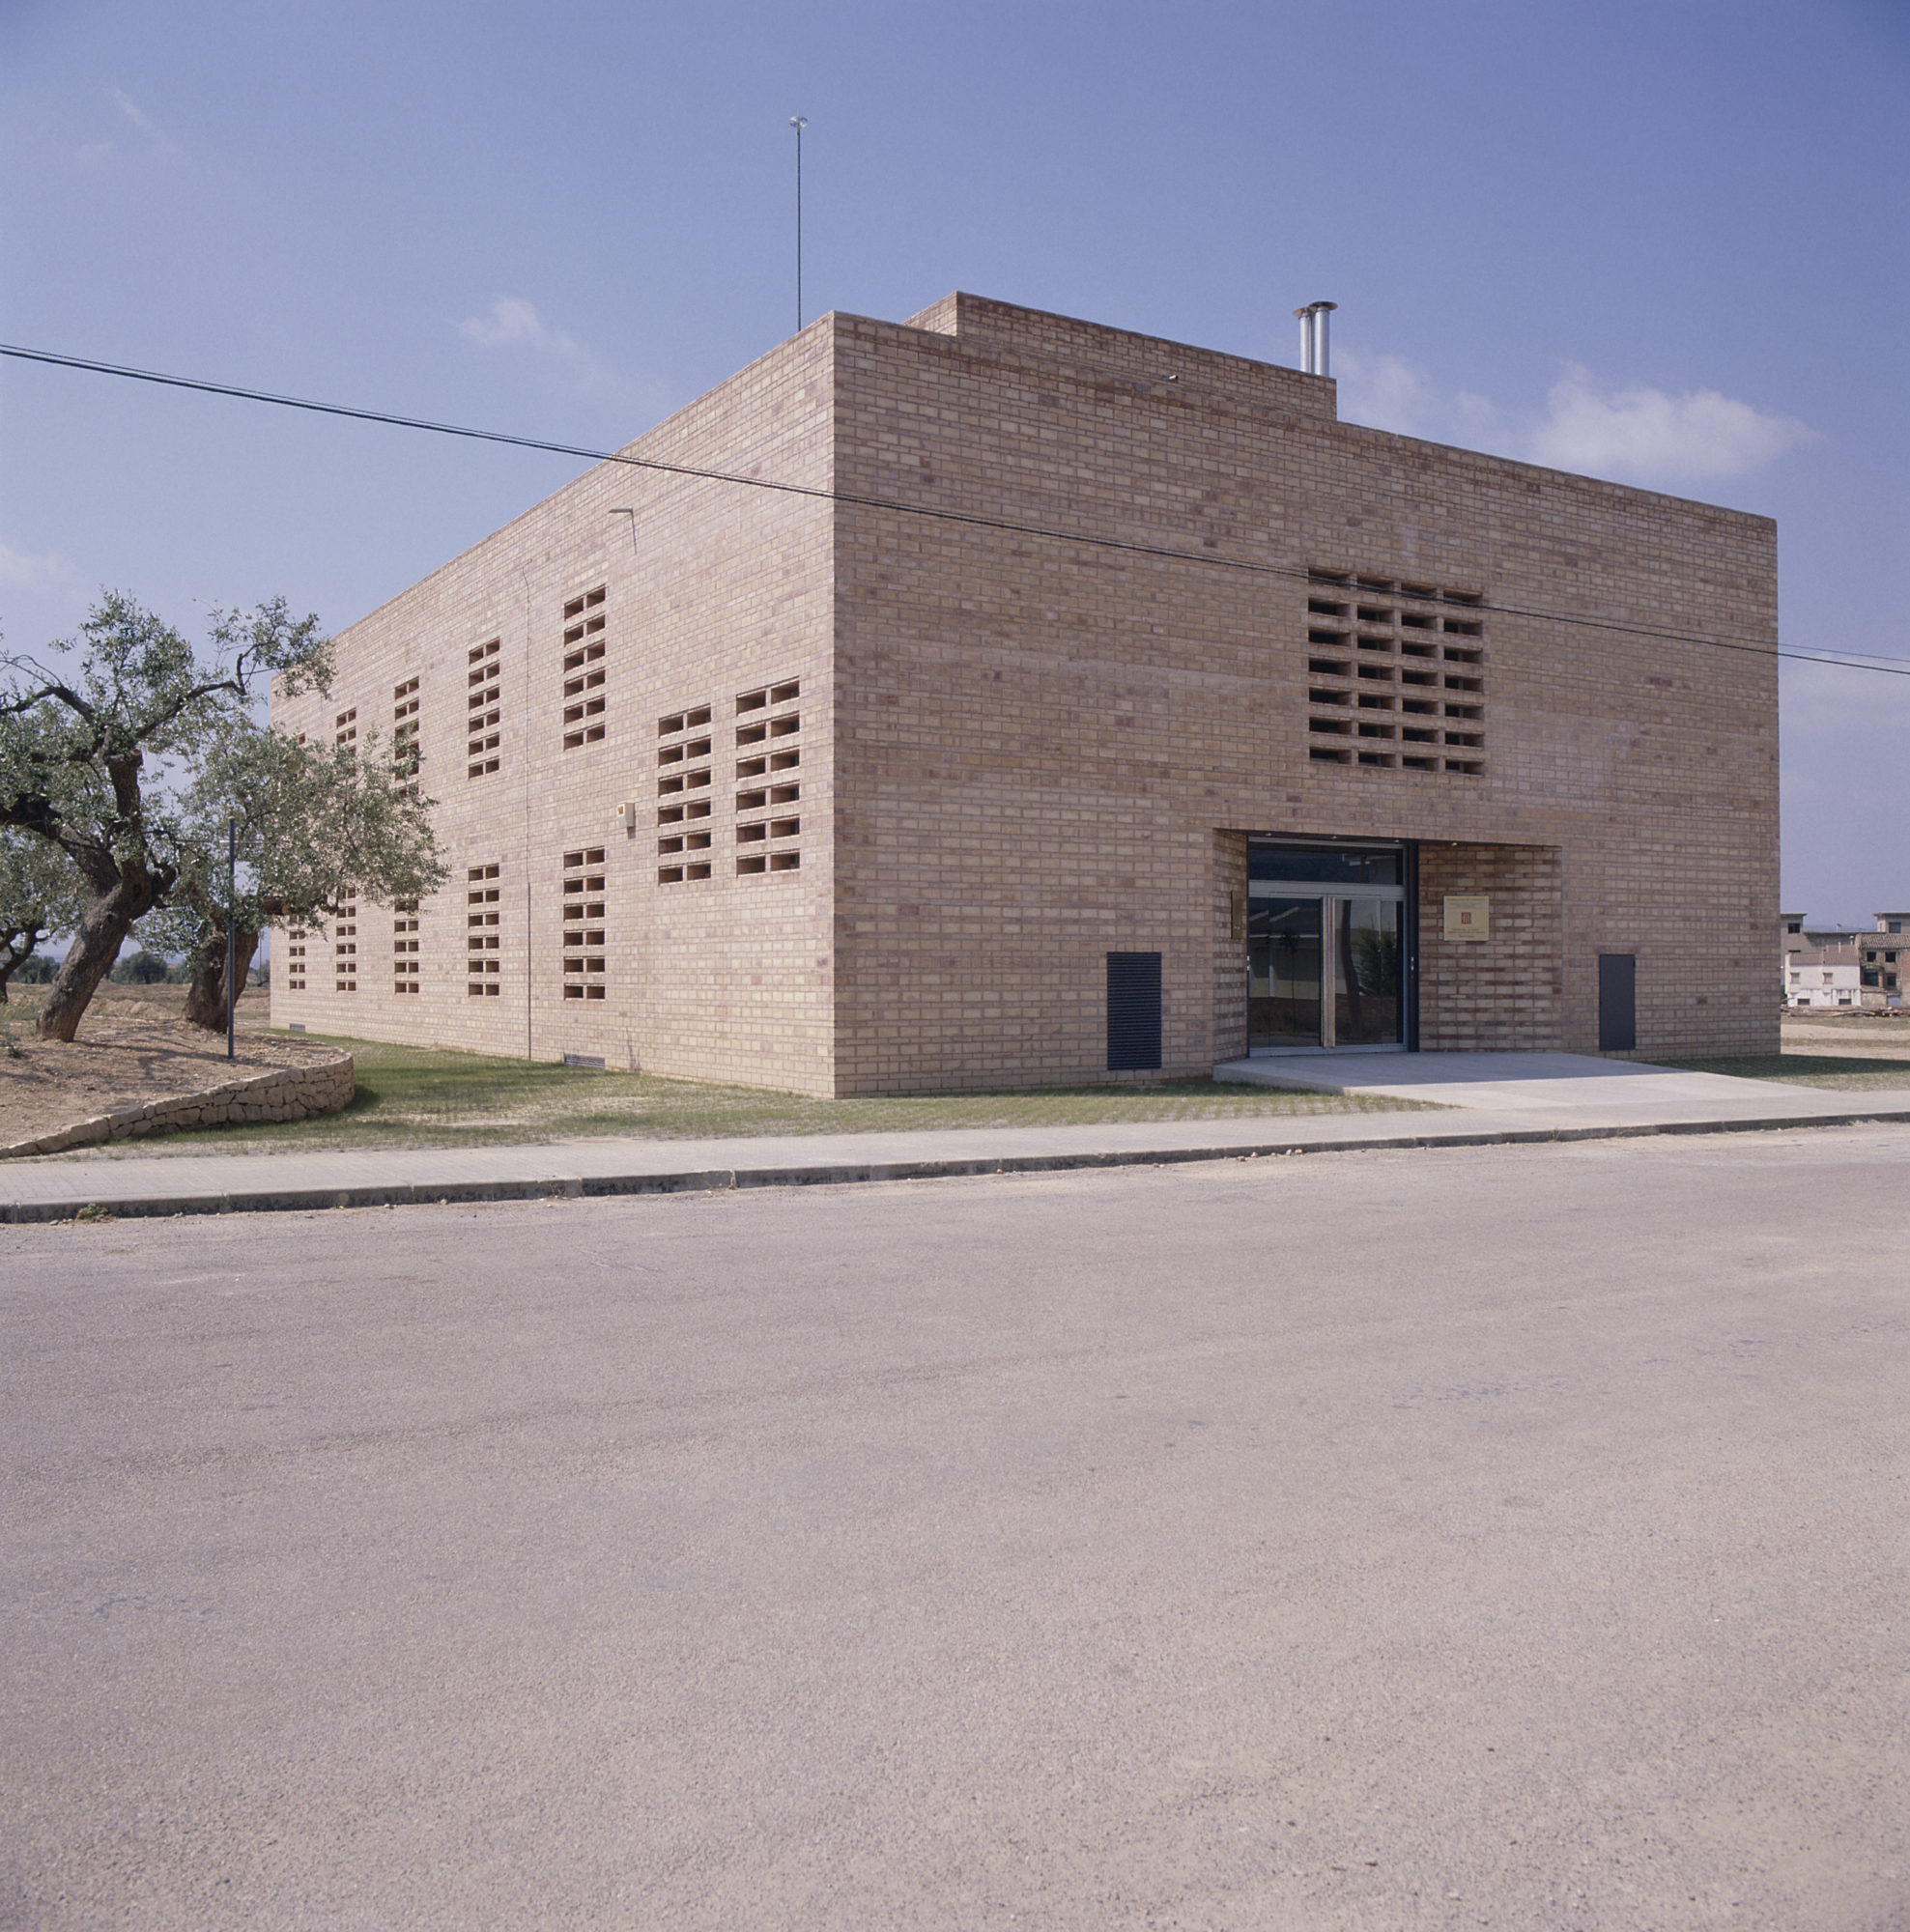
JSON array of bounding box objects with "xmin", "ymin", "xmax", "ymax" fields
[
  {"xmin": 1245, "ymin": 842, "xmax": 1409, "ymax": 1052},
  {"xmin": 1247, "ymin": 897, "xmax": 1323, "ymax": 1047},
  {"xmin": 1333, "ymin": 897, "xmax": 1402, "ymax": 1045}
]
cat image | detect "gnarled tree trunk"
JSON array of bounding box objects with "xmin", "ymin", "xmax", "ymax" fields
[
  {"xmin": 37, "ymin": 885, "xmax": 143, "ymax": 1041},
  {"xmin": 183, "ymin": 925, "xmax": 259, "ymax": 1031}
]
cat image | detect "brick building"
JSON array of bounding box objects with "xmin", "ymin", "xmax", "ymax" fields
[{"xmin": 270, "ymin": 294, "xmax": 1780, "ymax": 1093}]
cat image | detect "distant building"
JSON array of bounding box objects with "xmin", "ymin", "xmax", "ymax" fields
[
  {"xmin": 1788, "ymin": 945, "xmax": 1862, "ymax": 1009},
  {"xmin": 1860, "ymin": 914, "xmax": 1909, "ymax": 1003}
]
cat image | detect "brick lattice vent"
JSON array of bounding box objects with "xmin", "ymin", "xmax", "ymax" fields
[{"xmin": 1303, "ymin": 571, "xmax": 1485, "ymax": 776}]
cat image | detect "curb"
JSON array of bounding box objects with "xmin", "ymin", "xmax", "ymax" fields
[{"xmin": 6, "ymin": 1104, "xmax": 1910, "ymax": 1222}]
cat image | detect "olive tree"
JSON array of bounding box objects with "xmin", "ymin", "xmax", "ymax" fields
[
  {"xmin": 0, "ymin": 825, "xmax": 84, "ymax": 1003},
  {"xmin": 1, "ymin": 592, "xmax": 441, "ymax": 1040},
  {"xmin": 142, "ymin": 724, "xmax": 445, "ymax": 1030}
]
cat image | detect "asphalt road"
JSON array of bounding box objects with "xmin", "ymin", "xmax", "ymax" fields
[{"xmin": 5, "ymin": 1127, "xmax": 1909, "ymax": 1930}]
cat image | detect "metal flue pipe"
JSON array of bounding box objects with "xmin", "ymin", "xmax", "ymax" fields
[{"xmin": 1293, "ymin": 300, "xmax": 1338, "ymax": 378}]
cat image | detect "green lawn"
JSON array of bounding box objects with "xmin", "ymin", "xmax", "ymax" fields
[
  {"xmin": 1663, "ymin": 1053, "xmax": 1910, "ymax": 1091},
  {"xmin": 72, "ymin": 1032, "xmax": 1437, "ymax": 1157}
]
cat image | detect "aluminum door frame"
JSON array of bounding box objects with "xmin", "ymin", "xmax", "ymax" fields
[{"xmin": 1247, "ymin": 877, "xmax": 1408, "ymax": 1052}]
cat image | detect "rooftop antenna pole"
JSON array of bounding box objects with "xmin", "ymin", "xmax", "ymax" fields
[{"xmin": 789, "ymin": 116, "xmax": 808, "ymax": 332}]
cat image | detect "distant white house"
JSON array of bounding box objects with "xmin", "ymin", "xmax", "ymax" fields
[{"xmin": 1787, "ymin": 945, "xmax": 1861, "ymax": 1009}]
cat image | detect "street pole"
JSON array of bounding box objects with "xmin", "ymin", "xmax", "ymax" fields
[
  {"xmin": 789, "ymin": 115, "xmax": 807, "ymax": 332},
  {"xmin": 225, "ymin": 815, "xmax": 237, "ymax": 1062}
]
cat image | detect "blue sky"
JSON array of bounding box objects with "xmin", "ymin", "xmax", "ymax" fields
[{"xmin": 3, "ymin": 0, "xmax": 1905, "ymax": 924}]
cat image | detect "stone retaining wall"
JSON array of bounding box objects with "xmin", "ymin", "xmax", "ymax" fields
[{"xmin": 2, "ymin": 1051, "xmax": 355, "ymax": 1159}]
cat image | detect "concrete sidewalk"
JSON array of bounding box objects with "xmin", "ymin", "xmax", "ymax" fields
[
  {"xmin": 5, "ymin": 1052, "xmax": 1910, "ymax": 1220},
  {"xmin": 1214, "ymin": 1047, "xmax": 1905, "ymax": 1123}
]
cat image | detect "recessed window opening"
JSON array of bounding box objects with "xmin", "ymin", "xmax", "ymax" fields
[
  {"xmin": 560, "ymin": 847, "xmax": 607, "ymax": 1001},
  {"xmin": 333, "ymin": 895, "xmax": 357, "ymax": 992},
  {"xmin": 734, "ymin": 680, "xmax": 803, "ymax": 877},
  {"xmin": 560, "ymin": 588, "xmax": 608, "ymax": 751},
  {"xmin": 1308, "ymin": 657, "xmax": 1349, "ymax": 676},
  {"xmin": 468, "ymin": 639, "xmax": 502, "ymax": 778},
  {"xmin": 392, "ymin": 898, "xmax": 420, "ymax": 995},
  {"xmin": 392, "ymin": 678, "xmax": 421, "ymax": 778},
  {"xmin": 1307, "ymin": 599, "xmax": 1347, "ymax": 617},
  {"xmin": 467, "ymin": 864, "xmax": 502, "ymax": 995},
  {"xmin": 656, "ymin": 705, "xmax": 714, "ymax": 881}
]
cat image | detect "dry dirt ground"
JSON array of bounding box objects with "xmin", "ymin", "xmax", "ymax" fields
[{"xmin": 0, "ymin": 985, "xmax": 331, "ymax": 1151}]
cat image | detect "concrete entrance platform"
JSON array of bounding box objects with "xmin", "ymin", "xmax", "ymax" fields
[{"xmin": 1215, "ymin": 1049, "xmax": 1910, "ymax": 1128}]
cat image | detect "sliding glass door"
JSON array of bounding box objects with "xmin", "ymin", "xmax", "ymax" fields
[{"xmin": 1246, "ymin": 842, "xmax": 1408, "ymax": 1052}]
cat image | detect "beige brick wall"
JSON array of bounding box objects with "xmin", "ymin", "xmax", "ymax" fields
[
  {"xmin": 273, "ymin": 292, "xmax": 1780, "ymax": 1094},
  {"xmin": 831, "ymin": 297, "xmax": 1777, "ymax": 1091},
  {"xmin": 1418, "ymin": 844, "xmax": 1565, "ymax": 1052},
  {"xmin": 272, "ymin": 325, "xmax": 841, "ymax": 1094}
]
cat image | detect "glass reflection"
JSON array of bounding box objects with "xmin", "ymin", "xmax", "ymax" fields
[
  {"xmin": 1334, "ymin": 897, "xmax": 1401, "ymax": 1045},
  {"xmin": 1248, "ymin": 897, "xmax": 1323, "ymax": 1046}
]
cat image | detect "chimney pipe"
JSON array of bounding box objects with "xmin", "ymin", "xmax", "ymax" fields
[{"xmin": 1293, "ymin": 300, "xmax": 1337, "ymax": 378}]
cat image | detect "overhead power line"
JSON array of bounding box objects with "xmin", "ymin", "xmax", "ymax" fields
[{"xmin": 2, "ymin": 338, "xmax": 1896, "ymax": 679}]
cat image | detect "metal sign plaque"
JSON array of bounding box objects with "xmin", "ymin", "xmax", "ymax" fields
[{"xmin": 1443, "ymin": 895, "xmax": 1491, "ymax": 941}]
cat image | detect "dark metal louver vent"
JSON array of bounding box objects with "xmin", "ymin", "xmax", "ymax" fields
[{"xmin": 1106, "ymin": 952, "xmax": 1162, "ymax": 1070}]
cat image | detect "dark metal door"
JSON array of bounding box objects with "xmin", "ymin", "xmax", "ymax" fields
[{"xmin": 1598, "ymin": 952, "xmax": 1637, "ymax": 1052}]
